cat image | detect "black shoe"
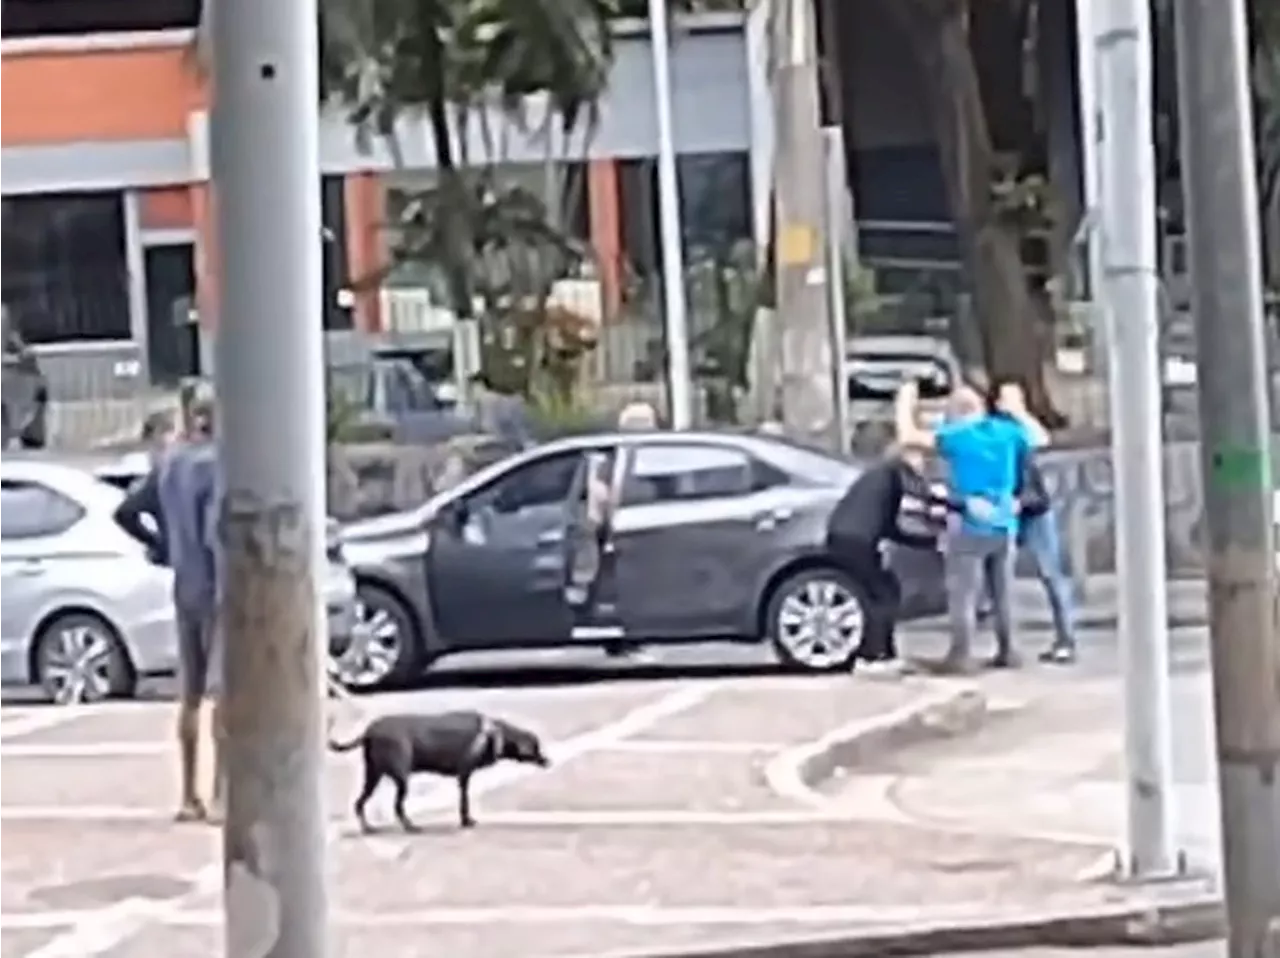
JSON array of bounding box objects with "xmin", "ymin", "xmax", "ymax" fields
[
  {"xmin": 1038, "ymin": 644, "xmax": 1077, "ymax": 665},
  {"xmin": 987, "ymin": 650, "xmax": 1023, "ymax": 670}
]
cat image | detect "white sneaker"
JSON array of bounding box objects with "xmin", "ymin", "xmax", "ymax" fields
[{"xmin": 858, "ymin": 659, "xmax": 904, "ymax": 678}]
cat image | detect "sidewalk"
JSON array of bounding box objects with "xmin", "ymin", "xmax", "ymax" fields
[
  {"xmin": 820, "ymin": 668, "xmax": 1221, "ymax": 874},
  {"xmin": 901, "ymin": 576, "xmax": 1208, "ymax": 634}
]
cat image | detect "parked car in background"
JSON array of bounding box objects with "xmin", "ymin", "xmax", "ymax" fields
[
  {"xmin": 1, "ymin": 307, "xmax": 49, "ymax": 450},
  {"xmin": 328, "ymin": 353, "xmax": 474, "ymax": 444},
  {"xmin": 0, "ymin": 457, "xmax": 358, "ymax": 703},
  {"xmin": 338, "ymin": 431, "xmax": 951, "ymax": 689},
  {"xmin": 845, "ymin": 335, "xmax": 961, "ymax": 452}
]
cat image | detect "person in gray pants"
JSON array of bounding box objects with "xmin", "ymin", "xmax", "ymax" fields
[{"xmin": 894, "ymin": 379, "xmax": 1049, "ymax": 673}]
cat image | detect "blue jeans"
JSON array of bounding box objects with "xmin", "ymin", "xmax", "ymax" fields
[{"xmin": 1020, "ymin": 510, "xmax": 1076, "ymax": 648}]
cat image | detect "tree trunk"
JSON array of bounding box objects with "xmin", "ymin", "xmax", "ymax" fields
[
  {"xmin": 889, "ymin": 0, "xmax": 1064, "ymax": 425},
  {"xmin": 427, "ymin": 91, "xmax": 476, "ymax": 324}
]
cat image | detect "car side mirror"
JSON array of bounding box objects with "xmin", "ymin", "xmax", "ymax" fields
[{"xmin": 436, "ymin": 500, "xmax": 469, "ymax": 536}]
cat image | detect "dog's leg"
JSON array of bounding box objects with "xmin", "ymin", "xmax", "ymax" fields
[
  {"xmin": 457, "ymin": 775, "xmax": 476, "ymax": 829},
  {"xmin": 391, "ymin": 775, "xmax": 420, "ymax": 833},
  {"xmin": 353, "ymin": 764, "xmax": 381, "ymax": 834}
]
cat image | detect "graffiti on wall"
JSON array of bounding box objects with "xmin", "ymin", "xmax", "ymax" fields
[{"xmin": 1038, "ymin": 442, "xmax": 1205, "ymax": 573}]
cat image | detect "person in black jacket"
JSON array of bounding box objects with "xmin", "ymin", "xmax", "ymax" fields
[
  {"xmin": 826, "ymin": 446, "xmax": 949, "ymax": 672},
  {"xmin": 113, "ymin": 411, "xmax": 176, "ymax": 566}
]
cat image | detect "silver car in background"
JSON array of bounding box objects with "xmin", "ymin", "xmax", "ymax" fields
[{"xmin": 0, "ymin": 457, "xmax": 358, "ymax": 703}]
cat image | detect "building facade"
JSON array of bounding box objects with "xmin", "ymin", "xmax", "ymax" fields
[{"xmin": 2, "ymin": 0, "xmax": 1076, "ymax": 391}]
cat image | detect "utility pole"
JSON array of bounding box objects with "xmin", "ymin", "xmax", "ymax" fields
[
  {"xmin": 821, "ymin": 126, "xmax": 850, "ymax": 452},
  {"xmin": 1174, "ymin": 1, "xmax": 1280, "ymax": 954},
  {"xmin": 211, "ymin": 0, "xmax": 329, "ymax": 952},
  {"xmin": 1094, "ymin": 0, "xmax": 1184, "ymax": 879},
  {"xmin": 648, "ymin": 0, "xmax": 693, "ymax": 430},
  {"xmin": 772, "ymin": 0, "xmax": 839, "ymax": 452}
]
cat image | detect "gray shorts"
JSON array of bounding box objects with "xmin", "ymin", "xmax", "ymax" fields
[{"xmin": 176, "ymin": 605, "xmax": 222, "ymax": 703}]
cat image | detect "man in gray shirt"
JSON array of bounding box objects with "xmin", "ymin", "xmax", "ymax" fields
[{"xmin": 157, "ymin": 396, "xmax": 224, "ymax": 823}]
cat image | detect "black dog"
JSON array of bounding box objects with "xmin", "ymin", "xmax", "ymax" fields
[{"xmin": 328, "ymin": 710, "xmax": 550, "ymax": 832}]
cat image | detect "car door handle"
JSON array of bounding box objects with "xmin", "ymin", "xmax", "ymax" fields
[
  {"xmin": 753, "ymin": 507, "xmax": 795, "ymax": 531},
  {"xmin": 536, "ymin": 529, "xmax": 565, "ymax": 546},
  {"xmin": 8, "ymin": 560, "xmax": 44, "ymax": 577}
]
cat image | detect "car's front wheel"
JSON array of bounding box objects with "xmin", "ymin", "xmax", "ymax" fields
[
  {"xmin": 331, "ymin": 584, "xmax": 422, "ymax": 691},
  {"xmin": 765, "ymin": 567, "xmax": 868, "ymax": 672},
  {"xmin": 33, "ymin": 612, "xmax": 137, "ymax": 705}
]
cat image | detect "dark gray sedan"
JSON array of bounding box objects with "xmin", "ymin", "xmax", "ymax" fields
[{"xmin": 336, "ymin": 431, "xmax": 949, "ymax": 688}]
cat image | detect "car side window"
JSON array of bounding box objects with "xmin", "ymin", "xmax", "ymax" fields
[
  {"xmin": 620, "ymin": 444, "xmax": 773, "ymax": 506},
  {"xmin": 0, "ymin": 480, "xmax": 85, "ymax": 541},
  {"xmin": 470, "ymin": 451, "xmax": 586, "ymax": 516}
]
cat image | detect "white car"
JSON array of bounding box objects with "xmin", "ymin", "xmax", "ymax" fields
[{"xmin": 0, "ymin": 458, "xmax": 357, "ymax": 704}]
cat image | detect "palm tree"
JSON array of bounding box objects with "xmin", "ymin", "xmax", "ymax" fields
[{"xmin": 196, "ymin": 0, "xmax": 622, "ymax": 319}]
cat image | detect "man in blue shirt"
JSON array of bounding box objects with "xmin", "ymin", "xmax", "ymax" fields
[{"xmin": 895, "ymin": 379, "xmax": 1047, "ymax": 672}]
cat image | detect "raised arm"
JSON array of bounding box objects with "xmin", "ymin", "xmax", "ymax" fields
[{"xmin": 894, "ymin": 380, "xmax": 936, "ymax": 450}]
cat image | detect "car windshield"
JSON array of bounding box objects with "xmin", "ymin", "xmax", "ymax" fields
[{"xmin": 847, "ymin": 352, "xmax": 952, "ymax": 401}]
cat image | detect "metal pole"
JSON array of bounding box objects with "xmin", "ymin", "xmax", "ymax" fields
[
  {"xmin": 648, "ymin": 0, "xmax": 693, "ymax": 430},
  {"xmin": 773, "ymin": 0, "xmax": 838, "ymax": 452},
  {"xmin": 821, "ymin": 126, "xmax": 850, "ymax": 454},
  {"xmin": 1071, "ymin": 0, "xmax": 1105, "ymax": 305},
  {"xmin": 1094, "ymin": 0, "xmax": 1183, "ymax": 879},
  {"xmin": 1173, "ymin": 0, "xmax": 1280, "ymax": 952},
  {"xmin": 210, "ymin": 0, "xmax": 329, "ymax": 952}
]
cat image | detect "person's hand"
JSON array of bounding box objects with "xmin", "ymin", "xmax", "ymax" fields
[
  {"xmin": 998, "ymin": 382, "xmax": 1028, "ymax": 415},
  {"xmin": 897, "ymin": 379, "xmax": 920, "ymax": 403}
]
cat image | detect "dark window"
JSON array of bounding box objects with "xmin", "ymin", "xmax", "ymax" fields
[
  {"xmin": 321, "ymin": 175, "xmax": 353, "ymax": 330},
  {"xmin": 0, "ymin": 480, "xmax": 85, "ymax": 540},
  {"xmin": 617, "ymin": 151, "xmax": 752, "ymax": 279},
  {"xmin": 2, "ymin": 0, "xmax": 201, "ymax": 38},
  {"xmin": 1, "ymin": 193, "xmax": 130, "ymax": 343},
  {"xmin": 847, "ymin": 353, "xmax": 954, "ymax": 401},
  {"xmin": 621, "ymin": 443, "xmax": 770, "ymax": 505},
  {"xmin": 473, "ymin": 450, "xmax": 586, "ymax": 515}
]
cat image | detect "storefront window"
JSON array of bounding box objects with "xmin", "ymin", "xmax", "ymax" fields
[{"xmin": 1, "ymin": 192, "xmax": 131, "ymax": 344}]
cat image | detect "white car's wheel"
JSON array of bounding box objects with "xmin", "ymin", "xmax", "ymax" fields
[
  {"xmin": 330, "ymin": 585, "xmax": 421, "ymax": 691},
  {"xmin": 766, "ymin": 567, "xmax": 868, "ymax": 672},
  {"xmin": 33, "ymin": 612, "xmax": 136, "ymax": 705}
]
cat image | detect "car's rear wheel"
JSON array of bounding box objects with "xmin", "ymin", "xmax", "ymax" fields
[
  {"xmin": 332, "ymin": 584, "xmax": 422, "ymax": 691},
  {"xmin": 33, "ymin": 612, "xmax": 137, "ymax": 705},
  {"xmin": 765, "ymin": 567, "xmax": 868, "ymax": 672}
]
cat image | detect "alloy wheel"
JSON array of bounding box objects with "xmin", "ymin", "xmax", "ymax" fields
[
  {"xmin": 332, "ymin": 596, "xmax": 404, "ymax": 689},
  {"xmin": 774, "ymin": 577, "xmax": 865, "ymax": 670},
  {"xmin": 38, "ymin": 620, "xmax": 119, "ymax": 705}
]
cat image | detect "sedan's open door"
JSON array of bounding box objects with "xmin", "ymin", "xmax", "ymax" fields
[{"xmin": 561, "ymin": 448, "xmax": 626, "ymax": 641}]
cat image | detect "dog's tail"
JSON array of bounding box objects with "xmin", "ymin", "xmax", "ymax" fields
[{"xmin": 327, "ymin": 731, "xmax": 364, "ymax": 753}]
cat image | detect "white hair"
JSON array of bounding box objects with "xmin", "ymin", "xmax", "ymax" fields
[{"xmin": 617, "ymin": 402, "xmax": 658, "ymax": 430}]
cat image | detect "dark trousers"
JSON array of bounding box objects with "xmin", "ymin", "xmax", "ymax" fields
[{"xmin": 830, "ymin": 536, "xmax": 901, "ymax": 661}]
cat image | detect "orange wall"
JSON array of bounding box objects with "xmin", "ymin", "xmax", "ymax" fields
[
  {"xmin": 1, "ymin": 45, "xmax": 203, "ymax": 147},
  {"xmin": 343, "ymin": 174, "xmax": 386, "ymax": 332},
  {"xmin": 587, "ymin": 160, "xmax": 623, "ymax": 319}
]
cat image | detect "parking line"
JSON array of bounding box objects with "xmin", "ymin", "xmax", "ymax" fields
[
  {"xmin": 0, "ymin": 736, "xmax": 786, "ymax": 760},
  {"xmin": 0, "ymin": 710, "xmax": 89, "ymax": 742},
  {"xmin": 0, "ymin": 806, "xmax": 852, "ymax": 827},
  {"xmin": 15, "ymin": 682, "xmax": 720, "ymax": 958}
]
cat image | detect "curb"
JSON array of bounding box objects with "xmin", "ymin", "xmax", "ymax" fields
[
  {"xmin": 582, "ymin": 894, "xmax": 1224, "ymax": 958},
  {"xmin": 793, "ymin": 685, "xmax": 989, "ymax": 794}
]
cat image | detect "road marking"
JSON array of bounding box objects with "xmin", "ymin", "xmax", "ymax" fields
[
  {"xmin": 165, "ymin": 901, "xmax": 1007, "ymax": 927},
  {"xmin": 2, "ymin": 742, "xmax": 169, "ymax": 759},
  {"xmin": 0, "ymin": 736, "xmax": 785, "ymax": 760},
  {"xmin": 14, "ymin": 682, "xmax": 720, "ymax": 958},
  {"xmin": 0, "ymin": 709, "xmax": 89, "ymax": 742},
  {"xmin": 4, "ymin": 901, "xmax": 1049, "ymax": 931},
  {"xmin": 595, "ymin": 739, "xmax": 785, "ymax": 754},
  {"xmin": 0, "ymin": 806, "xmax": 854, "ymax": 827}
]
